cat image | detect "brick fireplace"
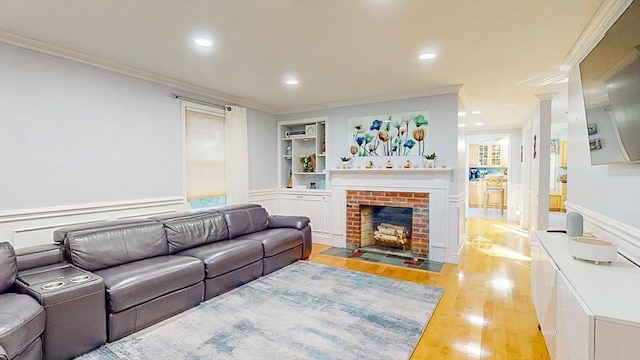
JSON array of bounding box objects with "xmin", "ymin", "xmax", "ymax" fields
[{"xmin": 346, "ymin": 190, "xmax": 429, "ymax": 257}]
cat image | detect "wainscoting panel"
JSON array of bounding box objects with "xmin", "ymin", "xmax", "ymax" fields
[
  {"xmin": 0, "ymin": 197, "xmax": 184, "ymax": 249},
  {"xmin": 248, "ymin": 190, "xmax": 280, "ymax": 214},
  {"xmin": 565, "ymin": 201, "xmax": 640, "ymax": 265}
]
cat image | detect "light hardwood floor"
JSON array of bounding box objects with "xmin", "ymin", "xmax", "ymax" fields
[{"xmin": 308, "ymin": 217, "xmax": 550, "ymax": 360}]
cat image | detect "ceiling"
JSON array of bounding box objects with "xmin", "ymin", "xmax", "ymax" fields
[{"xmin": 0, "ymin": 0, "xmax": 604, "ymax": 128}]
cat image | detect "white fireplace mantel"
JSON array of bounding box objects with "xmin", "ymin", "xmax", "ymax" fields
[{"xmin": 327, "ymin": 168, "xmax": 464, "ymax": 264}]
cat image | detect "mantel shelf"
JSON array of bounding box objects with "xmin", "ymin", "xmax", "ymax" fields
[{"xmin": 327, "ymin": 168, "xmax": 453, "ymax": 174}]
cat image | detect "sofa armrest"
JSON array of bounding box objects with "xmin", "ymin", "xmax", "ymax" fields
[
  {"xmin": 268, "ymin": 215, "xmax": 310, "ymax": 230},
  {"xmin": 15, "ymin": 244, "xmax": 66, "ymax": 271},
  {"xmin": 0, "ymin": 343, "xmax": 8, "ymax": 360}
]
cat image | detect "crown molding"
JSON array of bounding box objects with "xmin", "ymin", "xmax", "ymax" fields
[
  {"xmin": 458, "ymin": 86, "xmax": 470, "ymax": 112},
  {"xmin": 561, "ymin": 0, "xmax": 633, "ymax": 68},
  {"xmin": 275, "ymin": 84, "xmax": 463, "ymax": 115},
  {"xmin": 0, "ymin": 31, "xmax": 277, "ymax": 114}
]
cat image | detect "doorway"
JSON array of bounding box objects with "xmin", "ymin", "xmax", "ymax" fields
[{"xmin": 466, "ymin": 133, "xmax": 512, "ymax": 220}]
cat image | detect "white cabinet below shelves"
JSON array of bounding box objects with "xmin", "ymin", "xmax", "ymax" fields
[{"xmin": 278, "ymin": 192, "xmax": 331, "ymax": 241}]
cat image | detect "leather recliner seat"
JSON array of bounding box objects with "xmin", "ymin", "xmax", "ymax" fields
[
  {"xmin": 52, "ymin": 203, "xmax": 311, "ymax": 344},
  {"xmin": 53, "ymin": 220, "xmax": 205, "ymax": 342},
  {"xmin": 0, "ymin": 242, "xmax": 45, "ymax": 360}
]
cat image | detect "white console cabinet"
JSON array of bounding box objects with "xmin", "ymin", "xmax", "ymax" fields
[{"xmin": 531, "ymin": 231, "xmax": 640, "ymax": 360}]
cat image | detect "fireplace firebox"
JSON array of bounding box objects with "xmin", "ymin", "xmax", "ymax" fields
[{"xmin": 346, "ymin": 190, "xmax": 429, "ymax": 257}]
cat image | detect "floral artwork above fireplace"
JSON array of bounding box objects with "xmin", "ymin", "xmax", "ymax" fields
[{"xmin": 348, "ymin": 110, "xmax": 430, "ymax": 157}]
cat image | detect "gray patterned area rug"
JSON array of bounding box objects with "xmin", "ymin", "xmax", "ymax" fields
[{"xmin": 78, "ymin": 261, "xmax": 444, "ymax": 360}]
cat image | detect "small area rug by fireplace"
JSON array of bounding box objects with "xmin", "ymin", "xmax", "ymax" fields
[
  {"xmin": 77, "ymin": 261, "xmax": 444, "ymax": 360},
  {"xmin": 321, "ymin": 246, "xmax": 445, "ymax": 273}
]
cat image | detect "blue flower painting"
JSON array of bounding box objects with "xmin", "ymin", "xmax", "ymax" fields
[{"xmin": 348, "ymin": 111, "xmax": 430, "ymax": 156}]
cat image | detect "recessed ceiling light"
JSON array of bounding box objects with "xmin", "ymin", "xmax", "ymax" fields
[
  {"xmin": 472, "ymin": 110, "xmax": 482, "ymax": 115},
  {"xmin": 458, "ymin": 111, "xmax": 466, "ymax": 117},
  {"xmin": 458, "ymin": 124, "xmax": 466, "ymax": 128},
  {"xmin": 285, "ymin": 79, "xmax": 299, "ymax": 85},
  {"xmin": 194, "ymin": 38, "xmax": 213, "ymax": 47},
  {"xmin": 476, "ymin": 122, "xmax": 484, "ymax": 126},
  {"xmin": 419, "ymin": 52, "xmax": 437, "ymax": 60}
]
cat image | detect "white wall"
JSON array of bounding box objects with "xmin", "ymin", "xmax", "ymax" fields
[
  {"xmin": 277, "ymin": 93, "xmax": 460, "ymax": 189},
  {"xmin": 247, "ymin": 108, "xmax": 277, "ymax": 190},
  {"xmin": 0, "ymin": 44, "xmax": 184, "ymax": 210},
  {"xmin": 0, "ymin": 44, "xmax": 277, "ymax": 212},
  {"xmin": 567, "ymin": 67, "xmax": 640, "ymax": 263},
  {"xmin": 0, "ymin": 44, "xmax": 277, "ymax": 247}
]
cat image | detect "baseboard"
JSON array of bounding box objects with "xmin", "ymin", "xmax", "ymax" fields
[{"xmin": 565, "ymin": 201, "xmax": 640, "ymax": 265}]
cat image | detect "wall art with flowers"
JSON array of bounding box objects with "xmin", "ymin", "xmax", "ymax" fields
[{"xmin": 347, "ymin": 111, "xmax": 430, "ymax": 157}]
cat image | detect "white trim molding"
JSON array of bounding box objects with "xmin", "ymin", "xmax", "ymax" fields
[
  {"xmin": 0, "ymin": 196, "xmax": 184, "ymax": 249},
  {"xmin": 0, "ymin": 31, "xmax": 276, "ymax": 114},
  {"xmin": 276, "ymin": 85, "xmax": 463, "ymax": 115},
  {"xmin": 561, "ymin": 0, "xmax": 633, "ymax": 68},
  {"xmin": 565, "ymin": 201, "xmax": 640, "ymax": 265}
]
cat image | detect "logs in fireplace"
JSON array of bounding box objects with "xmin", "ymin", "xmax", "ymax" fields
[{"xmin": 374, "ymin": 223, "xmax": 409, "ymax": 250}]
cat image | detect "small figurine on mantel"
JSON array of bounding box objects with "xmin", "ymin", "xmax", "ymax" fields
[
  {"xmin": 386, "ymin": 159, "xmax": 393, "ymax": 169},
  {"xmin": 366, "ymin": 160, "xmax": 374, "ymax": 169},
  {"xmin": 403, "ymin": 160, "xmax": 412, "ymax": 168}
]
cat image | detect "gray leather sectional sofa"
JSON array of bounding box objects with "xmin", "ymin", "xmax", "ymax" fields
[{"xmin": 0, "ymin": 204, "xmax": 311, "ymax": 359}]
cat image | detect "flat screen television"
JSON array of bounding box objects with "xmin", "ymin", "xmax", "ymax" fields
[{"xmin": 579, "ymin": 0, "xmax": 640, "ymax": 165}]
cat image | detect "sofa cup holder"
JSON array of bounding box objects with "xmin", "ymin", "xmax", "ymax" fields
[
  {"xmin": 41, "ymin": 281, "xmax": 65, "ymax": 290},
  {"xmin": 70, "ymin": 275, "xmax": 92, "ymax": 283}
]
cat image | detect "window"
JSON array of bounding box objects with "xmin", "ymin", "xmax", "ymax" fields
[{"xmin": 185, "ymin": 107, "xmax": 226, "ymax": 208}]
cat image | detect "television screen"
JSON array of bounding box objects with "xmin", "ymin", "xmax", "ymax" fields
[{"xmin": 579, "ymin": 1, "xmax": 640, "ymax": 165}]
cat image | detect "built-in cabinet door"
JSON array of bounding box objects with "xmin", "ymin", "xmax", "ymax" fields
[
  {"xmin": 478, "ymin": 145, "xmax": 489, "ymax": 166},
  {"xmin": 322, "ymin": 195, "xmax": 331, "ymax": 234},
  {"xmin": 468, "ymin": 183, "xmax": 479, "ymax": 207},
  {"xmin": 549, "ymin": 195, "xmax": 561, "ymax": 211},
  {"xmin": 556, "ymin": 272, "xmax": 594, "ymax": 360},
  {"xmin": 500, "ymin": 144, "xmax": 509, "ymax": 166},
  {"xmin": 279, "ymin": 194, "xmax": 301, "ymax": 216},
  {"xmin": 560, "ymin": 140, "xmax": 568, "ymax": 168},
  {"xmin": 278, "ymin": 192, "xmax": 331, "ymax": 235},
  {"xmin": 469, "ymin": 144, "xmax": 479, "ymax": 167},
  {"xmin": 300, "ymin": 195, "xmax": 323, "ymax": 232},
  {"xmin": 530, "ymin": 239, "xmax": 558, "ymax": 359}
]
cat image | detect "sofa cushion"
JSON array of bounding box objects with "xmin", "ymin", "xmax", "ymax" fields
[
  {"xmin": 235, "ymin": 228, "xmax": 303, "ymax": 257},
  {"xmin": 222, "ymin": 206, "xmax": 269, "ymax": 239},
  {"xmin": 178, "ymin": 240, "xmax": 263, "ymax": 278},
  {"xmin": 0, "ymin": 293, "xmax": 45, "ymax": 359},
  {"xmin": 66, "ymin": 222, "xmax": 169, "ymax": 271},
  {"xmin": 53, "ymin": 219, "xmax": 156, "ymax": 243},
  {"xmin": 0, "ymin": 243, "xmax": 17, "ymax": 293},
  {"xmin": 95, "ymin": 255, "xmax": 204, "ymax": 313},
  {"xmin": 158, "ymin": 212, "xmax": 229, "ymax": 253}
]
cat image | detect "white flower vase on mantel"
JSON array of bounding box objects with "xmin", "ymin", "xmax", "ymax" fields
[
  {"xmin": 342, "ymin": 160, "xmax": 352, "ymax": 169},
  {"xmin": 425, "ymin": 159, "xmax": 436, "ymax": 168}
]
